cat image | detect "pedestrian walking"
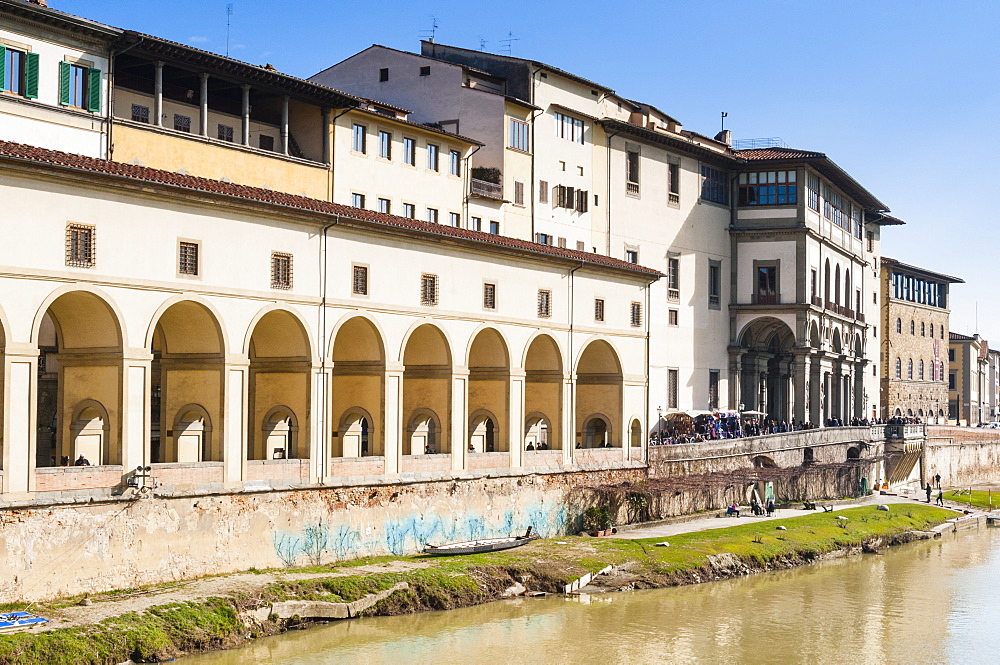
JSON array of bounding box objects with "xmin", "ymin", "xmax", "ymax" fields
[
  {"xmin": 936, "ymin": 489, "xmax": 944, "ymax": 506},
  {"xmin": 925, "ymin": 482, "xmax": 932, "ymax": 503},
  {"xmin": 766, "ymin": 498, "xmax": 775, "ymax": 517}
]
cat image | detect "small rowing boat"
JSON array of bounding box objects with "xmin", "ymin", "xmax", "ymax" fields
[
  {"xmin": 0, "ymin": 611, "xmax": 48, "ymax": 632},
  {"xmin": 424, "ymin": 527, "xmax": 538, "ymax": 556}
]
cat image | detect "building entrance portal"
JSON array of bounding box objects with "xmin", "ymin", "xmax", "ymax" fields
[{"xmin": 739, "ymin": 318, "xmax": 795, "ymax": 424}]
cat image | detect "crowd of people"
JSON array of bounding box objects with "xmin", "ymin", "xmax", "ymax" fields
[{"xmin": 648, "ymin": 413, "xmax": 913, "ymax": 446}]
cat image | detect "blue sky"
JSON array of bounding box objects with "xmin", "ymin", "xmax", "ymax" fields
[{"xmin": 63, "ymin": 0, "xmax": 1000, "ymax": 336}]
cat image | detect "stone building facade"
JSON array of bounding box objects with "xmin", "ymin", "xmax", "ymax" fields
[{"xmin": 879, "ymin": 257, "xmax": 961, "ymax": 422}]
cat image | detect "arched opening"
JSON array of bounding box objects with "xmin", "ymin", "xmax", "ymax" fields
[
  {"xmin": 172, "ymin": 405, "xmax": 212, "ymax": 462},
  {"xmin": 525, "ymin": 335, "xmax": 563, "ymax": 450},
  {"xmin": 824, "ymin": 260, "xmax": 831, "ymax": 304},
  {"xmin": 583, "ymin": 415, "xmax": 610, "ymax": 448},
  {"xmin": 894, "ymin": 408, "xmax": 902, "ymax": 417},
  {"xmin": 149, "ymin": 300, "xmax": 225, "ymax": 463},
  {"xmin": 802, "ymin": 447, "xmax": 815, "ymax": 465},
  {"xmin": 247, "ymin": 310, "xmax": 311, "ymax": 461},
  {"xmin": 36, "ymin": 291, "xmax": 123, "ymax": 468},
  {"xmin": 739, "ymin": 318, "xmax": 795, "ymax": 423},
  {"xmin": 751, "ymin": 455, "xmax": 777, "ymax": 468},
  {"xmin": 630, "ymin": 419, "xmax": 642, "ymax": 448},
  {"xmin": 809, "ymin": 321, "xmax": 821, "ymax": 348},
  {"xmin": 847, "ymin": 447, "xmax": 861, "ymax": 460},
  {"xmin": 402, "ymin": 325, "xmax": 451, "ymax": 454},
  {"xmin": 467, "ymin": 329, "xmax": 510, "ymax": 453},
  {"xmin": 332, "ymin": 317, "xmax": 385, "ymax": 457},
  {"xmin": 576, "ymin": 340, "xmax": 623, "ymax": 448},
  {"xmin": 834, "ymin": 265, "xmax": 841, "ymax": 306}
]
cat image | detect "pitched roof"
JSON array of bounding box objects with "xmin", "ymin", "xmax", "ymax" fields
[
  {"xmin": 736, "ymin": 147, "xmax": 825, "ymax": 161},
  {"xmin": 0, "ymin": 0, "xmax": 121, "ymax": 38},
  {"xmin": 0, "ymin": 140, "xmax": 660, "ymax": 279},
  {"xmin": 880, "ymin": 257, "xmax": 963, "ymax": 284},
  {"xmin": 950, "ymin": 331, "xmax": 976, "ymax": 342}
]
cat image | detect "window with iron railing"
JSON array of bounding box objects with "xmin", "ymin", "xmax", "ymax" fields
[
  {"xmin": 421, "ymin": 274, "xmax": 438, "ymax": 306},
  {"xmin": 537, "ymin": 290, "xmax": 552, "ymax": 318},
  {"xmin": 270, "ymin": 252, "xmax": 292, "ymax": 290},
  {"xmin": 66, "ymin": 223, "xmax": 95, "ymax": 268},
  {"xmin": 352, "ymin": 265, "xmax": 368, "ymax": 295},
  {"xmin": 483, "ymin": 283, "xmax": 496, "ymax": 310},
  {"xmin": 178, "ymin": 241, "xmax": 199, "ymax": 276},
  {"xmin": 594, "ymin": 298, "xmax": 605, "ymax": 322}
]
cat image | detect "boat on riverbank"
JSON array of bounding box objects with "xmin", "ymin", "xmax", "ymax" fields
[
  {"xmin": 0, "ymin": 611, "xmax": 47, "ymax": 632},
  {"xmin": 424, "ymin": 527, "xmax": 539, "ymax": 556}
]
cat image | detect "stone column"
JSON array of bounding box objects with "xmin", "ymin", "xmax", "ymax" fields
[
  {"xmin": 281, "ymin": 95, "xmax": 290, "ymax": 156},
  {"xmin": 728, "ymin": 349, "xmax": 744, "ymax": 411},
  {"xmin": 792, "ymin": 350, "xmax": 811, "ymax": 424},
  {"xmin": 120, "ymin": 349, "xmax": 153, "ymax": 479},
  {"xmin": 199, "ymin": 73, "xmax": 210, "ymax": 137},
  {"xmin": 383, "ymin": 364, "xmax": 403, "ymax": 476},
  {"xmin": 241, "ymin": 85, "xmax": 251, "ymax": 147},
  {"xmin": 451, "ymin": 368, "xmax": 469, "ymax": 472},
  {"xmin": 153, "ymin": 62, "xmax": 164, "ymax": 127},
  {"xmin": 508, "ymin": 369, "xmax": 526, "ymax": 469},
  {"xmin": 310, "ymin": 362, "xmax": 330, "ymax": 482},
  {"xmin": 2, "ymin": 343, "xmax": 38, "ymax": 497},
  {"xmin": 322, "ymin": 107, "xmax": 332, "ymax": 166},
  {"xmin": 223, "ymin": 355, "xmax": 249, "ymax": 488},
  {"xmin": 563, "ymin": 374, "xmax": 575, "ymax": 465}
]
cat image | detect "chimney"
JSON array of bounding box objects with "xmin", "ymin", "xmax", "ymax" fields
[
  {"xmin": 27, "ymin": 0, "xmax": 49, "ymax": 6},
  {"xmin": 715, "ymin": 129, "xmax": 732, "ymax": 146}
]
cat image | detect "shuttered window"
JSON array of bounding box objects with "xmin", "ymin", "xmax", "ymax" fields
[
  {"xmin": 59, "ymin": 61, "xmax": 101, "ymax": 112},
  {"xmin": 539, "ymin": 180, "xmax": 548, "ymax": 204},
  {"xmin": 514, "ymin": 181, "xmax": 525, "ymax": 206},
  {"xmin": 1, "ymin": 47, "xmax": 39, "ymax": 98}
]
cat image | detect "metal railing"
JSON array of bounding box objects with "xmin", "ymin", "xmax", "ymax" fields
[{"xmin": 470, "ymin": 178, "xmax": 503, "ymax": 199}]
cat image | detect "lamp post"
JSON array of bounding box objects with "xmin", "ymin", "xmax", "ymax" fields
[{"xmin": 656, "ymin": 405, "xmax": 663, "ymax": 445}]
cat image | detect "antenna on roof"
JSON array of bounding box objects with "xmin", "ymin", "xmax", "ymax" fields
[
  {"xmin": 479, "ymin": 37, "xmax": 488, "ymax": 51},
  {"xmin": 225, "ymin": 3, "xmax": 234, "ymax": 57},
  {"xmin": 720, "ymin": 111, "xmax": 728, "ymax": 132},
  {"xmin": 420, "ymin": 16, "xmax": 439, "ymax": 43},
  {"xmin": 499, "ymin": 31, "xmax": 518, "ymax": 55}
]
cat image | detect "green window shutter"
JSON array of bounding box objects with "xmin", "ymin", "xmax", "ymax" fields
[
  {"xmin": 0, "ymin": 46, "xmax": 6, "ymax": 92},
  {"xmin": 24, "ymin": 52, "xmax": 39, "ymax": 99},
  {"xmin": 58, "ymin": 60, "xmax": 70, "ymax": 105},
  {"xmin": 87, "ymin": 67, "xmax": 101, "ymax": 112}
]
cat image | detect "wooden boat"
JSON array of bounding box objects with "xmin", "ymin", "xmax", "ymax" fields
[
  {"xmin": 424, "ymin": 527, "xmax": 538, "ymax": 556},
  {"xmin": 0, "ymin": 611, "xmax": 48, "ymax": 632}
]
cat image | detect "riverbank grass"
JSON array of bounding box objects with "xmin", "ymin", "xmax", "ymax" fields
[{"xmin": 944, "ymin": 489, "xmax": 998, "ymax": 511}]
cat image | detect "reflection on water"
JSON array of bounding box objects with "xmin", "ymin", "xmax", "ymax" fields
[{"xmin": 187, "ymin": 528, "xmax": 1000, "ymax": 665}]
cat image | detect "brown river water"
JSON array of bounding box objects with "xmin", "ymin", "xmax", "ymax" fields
[{"xmin": 186, "ymin": 527, "xmax": 1000, "ymax": 664}]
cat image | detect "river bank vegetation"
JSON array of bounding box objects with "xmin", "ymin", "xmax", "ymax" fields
[{"xmin": 0, "ymin": 504, "xmax": 956, "ymax": 664}]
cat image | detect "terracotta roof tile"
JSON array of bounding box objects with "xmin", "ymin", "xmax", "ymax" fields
[
  {"xmin": 735, "ymin": 147, "xmax": 826, "ymax": 161},
  {"xmin": 0, "ymin": 140, "xmax": 660, "ymax": 278}
]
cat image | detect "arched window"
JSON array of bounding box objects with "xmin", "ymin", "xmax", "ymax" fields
[
  {"xmin": 834, "ymin": 265, "xmax": 841, "ymax": 305},
  {"xmin": 895, "ymin": 358, "xmax": 902, "ymax": 379},
  {"xmin": 824, "ymin": 260, "xmax": 831, "ymax": 303},
  {"xmin": 844, "ymin": 272, "xmax": 852, "ymax": 308},
  {"xmin": 919, "ymin": 359, "xmax": 924, "ymax": 380},
  {"xmin": 910, "ymin": 320, "xmax": 915, "ymax": 335},
  {"xmin": 907, "ymin": 358, "xmax": 913, "ymax": 379},
  {"xmin": 896, "ymin": 318, "xmax": 902, "ymax": 333},
  {"xmin": 921, "ymin": 322, "xmax": 926, "ymax": 336},
  {"xmin": 930, "ymin": 323, "xmax": 935, "ymax": 338},
  {"xmin": 941, "ymin": 327, "xmax": 945, "ymax": 339}
]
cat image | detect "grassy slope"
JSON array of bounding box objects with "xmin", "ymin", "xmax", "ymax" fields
[
  {"xmin": 943, "ymin": 490, "xmax": 999, "ymax": 511},
  {"xmin": 0, "ymin": 504, "xmax": 955, "ymax": 665}
]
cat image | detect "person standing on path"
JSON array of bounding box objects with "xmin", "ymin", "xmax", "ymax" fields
[
  {"xmin": 935, "ymin": 473, "xmax": 942, "ymax": 488},
  {"xmin": 936, "ymin": 488, "xmax": 945, "ymax": 506},
  {"xmin": 925, "ymin": 482, "xmax": 933, "ymax": 503}
]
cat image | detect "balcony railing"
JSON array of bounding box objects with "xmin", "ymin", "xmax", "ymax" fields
[
  {"xmin": 812, "ymin": 296, "xmax": 823, "ymax": 307},
  {"xmin": 856, "ymin": 312, "xmax": 865, "ymax": 323},
  {"xmin": 667, "ymin": 288, "xmax": 680, "ymax": 303},
  {"xmin": 668, "ymin": 192, "xmax": 680, "ymax": 205},
  {"xmin": 470, "ymin": 178, "xmax": 503, "ymax": 200},
  {"xmin": 626, "ymin": 181, "xmax": 640, "ymax": 196},
  {"xmin": 753, "ymin": 293, "xmax": 780, "ymax": 306}
]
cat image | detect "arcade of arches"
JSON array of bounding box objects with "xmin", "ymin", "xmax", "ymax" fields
[
  {"xmin": 2, "ymin": 290, "xmax": 639, "ymax": 495},
  {"xmin": 730, "ymin": 317, "xmax": 866, "ymax": 425}
]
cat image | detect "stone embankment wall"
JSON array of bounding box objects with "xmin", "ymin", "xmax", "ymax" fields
[
  {"xmin": 925, "ymin": 426, "xmax": 1000, "ymax": 487},
  {"xmin": 0, "ymin": 468, "xmax": 641, "ymax": 603}
]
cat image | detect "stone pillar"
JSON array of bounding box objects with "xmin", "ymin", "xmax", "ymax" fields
[
  {"xmin": 793, "ymin": 350, "xmax": 811, "ymax": 424},
  {"xmin": 120, "ymin": 350, "xmax": 153, "ymax": 479},
  {"xmin": 3, "ymin": 343, "xmax": 38, "ymax": 497},
  {"xmin": 451, "ymin": 368, "xmax": 469, "ymax": 472},
  {"xmin": 508, "ymin": 369, "xmax": 525, "ymax": 469},
  {"xmin": 563, "ymin": 375, "xmax": 575, "ymax": 465},
  {"xmin": 241, "ymin": 85, "xmax": 251, "ymax": 147},
  {"xmin": 281, "ymin": 95, "xmax": 290, "ymax": 156},
  {"xmin": 310, "ymin": 362, "xmax": 330, "ymax": 482},
  {"xmin": 199, "ymin": 73, "xmax": 210, "ymax": 137},
  {"xmin": 153, "ymin": 62, "xmax": 164, "ymax": 127},
  {"xmin": 383, "ymin": 364, "xmax": 403, "ymax": 475},
  {"xmin": 809, "ymin": 355, "xmax": 823, "ymax": 425},
  {"xmin": 223, "ymin": 355, "xmax": 249, "ymax": 488},
  {"xmin": 855, "ymin": 361, "xmax": 867, "ymax": 419},
  {"xmin": 728, "ymin": 349, "xmax": 744, "ymax": 411}
]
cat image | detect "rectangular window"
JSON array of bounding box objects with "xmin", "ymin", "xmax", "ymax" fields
[
  {"xmin": 668, "ymin": 162, "xmax": 680, "ymax": 205},
  {"xmin": 554, "ymin": 111, "xmax": 584, "ymax": 143},
  {"xmin": 270, "ymin": 252, "xmax": 292, "ymax": 290},
  {"xmin": 60, "ymin": 62, "xmax": 100, "ymax": 111},
  {"xmin": 470, "ymin": 216, "xmax": 482, "ymax": 231},
  {"xmin": 708, "ymin": 370, "xmax": 720, "ymax": 410},
  {"xmin": 426, "ymin": 208, "xmax": 438, "ymax": 224},
  {"xmin": 630, "ymin": 302, "xmax": 643, "ymax": 327},
  {"xmin": 352, "ymin": 265, "xmax": 368, "ymax": 295},
  {"xmin": 668, "ymin": 309, "xmax": 679, "ymax": 326},
  {"xmin": 667, "ymin": 369, "xmax": 679, "ymax": 409},
  {"xmin": 379, "ymin": 67, "xmax": 389, "ymax": 82},
  {"xmin": 403, "ymin": 203, "xmax": 416, "ymax": 219},
  {"xmin": 377, "ymin": 198, "xmax": 391, "ymax": 214},
  {"xmin": 420, "ymin": 273, "xmax": 438, "ymax": 306},
  {"xmin": 483, "ymin": 283, "xmax": 496, "ymax": 310},
  {"xmin": 811, "ymin": 269, "xmax": 818, "ymax": 299},
  {"xmin": 807, "ymin": 173, "xmax": 820, "ymax": 211},
  {"xmin": 594, "ymin": 298, "xmax": 605, "ymax": 322},
  {"xmin": 625, "ymin": 249, "xmax": 638, "ymax": 264},
  {"xmin": 419, "ymin": 65, "xmax": 431, "ymax": 76},
  {"xmin": 700, "ymin": 165, "xmax": 728, "ymax": 204},
  {"xmin": 949, "ymin": 372, "xmax": 956, "ymax": 390},
  {"xmin": 403, "ymin": 137, "xmax": 416, "ymax": 165},
  {"xmin": 558, "ymin": 237, "xmax": 567, "ymax": 248},
  {"xmin": 949, "ymin": 348, "xmax": 955, "ymax": 362},
  {"xmin": 489, "ymin": 221, "xmax": 500, "ymax": 235},
  {"xmin": 626, "ymin": 149, "xmax": 640, "ymax": 195},
  {"xmin": 131, "ymin": 104, "xmax": 150, "ymax": 123},
  {"xmin": 174, "ymin": 114, "xmax": 191, "ymax": 133},
  {"xmin": 217, "ymin": 124, "xmax": 234, "ymax": 142},
  {"xmin": 449, "ymin": 150, "xmax": 461, "ymax": 176},
  {"xmin": 708, "ymin": 260, "xmax": 722, "ymax": 308},
  {"xmin": 537, "ymin": 290, "xmax": 552, "ymax": 318},
  {"xmin": 738, "ymin": 170, "xmax": 797, "ymax": 206},
  {"xmin": 575, "ymin": 189, "xmax": 589, "ymax": 213},
  {"xmin": 866, "ymin": 231, "xmax": 875, "ymax": 253},
  {"xmin": 756, "ymin": 265, "xmax": 777, "ymax": 304},
  {"xmin": 65, "ymin": 223, "xmax": 95, "ymax": 268},
  {"xmin": 352, "ymin": 124, "xmax": 366, "ymax": 153},
  {"xmin": 3, "ymin": 47, "xmax": 26, "ymax": 96},
  {"xmin": 514, "ymin": 180, "xmax": 525, "ymax": 206},
  {"xmin": 178, "ymin": 241, "xmax": 199, "ymax": 276},
  {"xmin": 448, "ymin": 212, "xmax": 460, "ymax": 227},
  {"xmin": 537, "ymin": 233, "xmax": 553, "ymax": 246},
  {"xmin": 259, "ymin": 134, "xmax": 274, "ymax": 151},
  {"xmin": 427, "ymin": 144, "xmax": 439, "ymax": 171},
  {"xmin": 577, "ymin": 241, "xmax": 586, "ymax": 251},
  {"xmin": 539, "ymin": 180, "xmax": 549, "ymax": 204},
  {"xmin": 351, "ymin": 193, "xmax": 365, "ymax": 208},
  {"xmin": 509, "ymin": 118, "xmax": 530, "ymax": 151},
  {"xmin": 378, "ymin": 130, "xmax": 391, "ymax": 159},
  {"xmin": 667, "ymin": 257, "xmax": 680, "ymax": 302}
]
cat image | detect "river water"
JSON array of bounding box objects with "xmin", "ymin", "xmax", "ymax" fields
[{"xmin": 188, "ymin": 527, "xmax": 1000, "ymax": 665}]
